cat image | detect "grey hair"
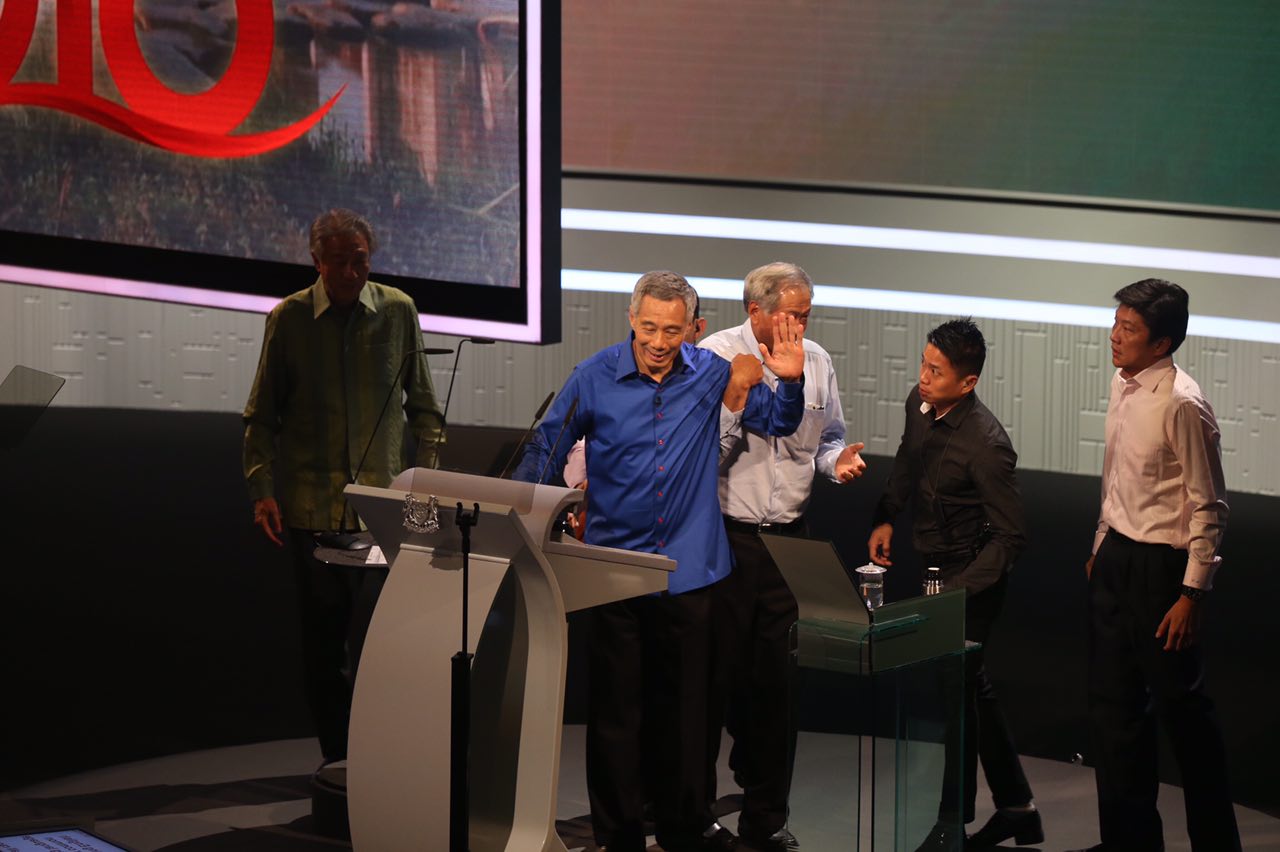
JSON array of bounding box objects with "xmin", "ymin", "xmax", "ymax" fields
[
  {"xmin": 309, "ymin": 208, "xmax": 378, "ymax": 257},
  {"xmin": 743, "ymin": 262, "xmax": 813, "ymax": 312},
  {"xmin": 630, "ymin": 270, "xmax": 697, "ymax": 324}
]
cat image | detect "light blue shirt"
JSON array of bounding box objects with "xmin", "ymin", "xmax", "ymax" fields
[{"xmin": 702, "ymin": 319, "xmax": 848, "ymax": 524}]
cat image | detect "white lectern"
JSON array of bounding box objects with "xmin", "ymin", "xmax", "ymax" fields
[{"xmin": 343, "ymin": 469, "xmax": 674, "ymax": 852}]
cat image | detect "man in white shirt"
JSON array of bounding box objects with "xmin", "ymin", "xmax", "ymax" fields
[
  {"xmin": 1072, "ymin": 279, "xmax": 1240, "ymax": 852},
  {"xmin": 700, "ymin": 262, "xmax": 867, "ymax": 851}
]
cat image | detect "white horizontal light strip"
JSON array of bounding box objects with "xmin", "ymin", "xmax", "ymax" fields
[
  {"xmin": 0, "ymin": 264, "xmax": 282, "ymax": 314},
  {"xmin": 561, "ymin": 209, "xmax": 1280, "ymax": 281},
  {"xmin": 561, "ymin": 270, "xmax": 1280, "ymax": 344}
]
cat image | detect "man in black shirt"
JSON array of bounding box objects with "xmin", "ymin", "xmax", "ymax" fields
[{"xmin": 868, "ymin": 319, "xmax": 1040, "ymax": 852}]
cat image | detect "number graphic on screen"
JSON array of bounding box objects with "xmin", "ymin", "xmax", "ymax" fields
[{"xmin": 0, "ymin": 0, "xmax": 343, "ymax": 157}]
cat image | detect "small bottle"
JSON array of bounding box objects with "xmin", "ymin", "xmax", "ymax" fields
[{"xmin": 924, "ymin": 566, "xmax": 943, "ymax": 596}]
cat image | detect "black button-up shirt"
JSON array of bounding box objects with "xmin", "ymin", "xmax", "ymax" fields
[{"xmin": 872, "ymin": 386, "xmax": 1027, "ymax": 594}]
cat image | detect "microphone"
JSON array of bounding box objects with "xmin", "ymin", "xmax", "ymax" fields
[
  {"xmin": 318, "ymin": 346, "xmax": 451, "ymax": 551},
  {"xmin": 442, "ymin": 337, "xmax": 497, "ymax": 427},
  {"xmin": 536, "ymin": 398, "xmax": 579, "ymax": 485},
  {"xmin": 498, "ymin": 391, "xmax": 554, "ymax": 479}
]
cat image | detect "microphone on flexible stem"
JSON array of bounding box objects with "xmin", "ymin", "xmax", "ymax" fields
[
  {"xmin": 441, "ymin": 337, "xmax": 497, "ymax": 428},
  {"xmin": 316, "ymin": 346, "xmax": 453, "ymax": 551},
  {"xmin": 536, "ymin": 398, "xmax": 580, "ymax": 486},
  {"xmin": 498, "ymin": 391, "xmax": 555, "ymax": 479}
]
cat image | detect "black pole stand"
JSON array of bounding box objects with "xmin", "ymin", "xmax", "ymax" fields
[{"xmin": 450, "ymin": 502, "xmax": 480, "ymax": 852}]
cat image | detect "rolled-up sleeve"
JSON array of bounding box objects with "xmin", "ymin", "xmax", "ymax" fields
[{"xmin": 1170, "ymin": 397, "xmax": 1228, "ymax": 589}]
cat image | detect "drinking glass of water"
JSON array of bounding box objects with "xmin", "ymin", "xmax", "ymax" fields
[{"xmin": 855, "ymin": 564, "xmax": 887, "ymax": 609}]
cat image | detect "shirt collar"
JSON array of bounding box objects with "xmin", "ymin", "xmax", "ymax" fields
[
  {"xmin": 741, "ymin": 317, "xmax": 782, "ymax": 377},
  {"xmin": 312, "ymin": 278, "xmax": 377, "ymax": 318},
  {"xmin": 739, "ymin": 318, "xmax": 761, "ymax": 355},
  {"xmin": 615, "ymin": 332, "xmax": 695, "ymax": 382},
  {"xmin": 919, "ymin": 391, "xmax": 977, "ymax": 428},
  {"xmin": 1118, "ymin": 356, "xmax": 1174, "ymax": 392}
]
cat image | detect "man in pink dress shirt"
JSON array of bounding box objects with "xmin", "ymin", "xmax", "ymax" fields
[{"xmin": 1073, "ymin": 279, "xmax": 1241, "ymax": 852}]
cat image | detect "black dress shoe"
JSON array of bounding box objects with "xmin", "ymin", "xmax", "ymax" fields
[
  {"xmin": 912, "ymin": 822, "xmax": 965, "ymax": 852},
  {"xmin": 768, "ymin": 827, "xmax": 799, "ymax": 851},
  {"xmin": 702, "ymin": 822, "xmax": 739, "ymax": 851},
  {"xmin": 737, "ymin": 826, "xmax": 798, "ymax": 852},
  {"xmin": 967, "ymin": 808, "xmax": 1044, "ymax": 848}
]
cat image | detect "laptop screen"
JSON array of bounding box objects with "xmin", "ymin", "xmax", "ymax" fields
[
  {"xmin": 0, "ymin": 828, "xmax": 133, "ymax": 852},
  {"xmin": 759, "ymin": 534, "xmax": 871, "ymax": 626}
]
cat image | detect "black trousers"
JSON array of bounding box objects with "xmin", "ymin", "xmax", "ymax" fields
[
  {"xmin": 939, "ymin": 572, "xmax": 1033, "ymax": 823},
  {"xmin": 706, "ymin": 525, "xmax": 801, "ymax": 839},
  {"xmin": 586, "ymin": 584, "xmax": 714, "ymax": 852},
  {"xmin": 288, "ymin": 529, "xmax": 386, "ymax": 762},
  {"xmin": 1088, "ymin": 530, "xmax": 1241, "ymax": 852}
]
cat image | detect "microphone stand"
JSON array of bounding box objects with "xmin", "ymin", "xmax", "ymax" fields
[
  {"xmin": 537, "ymin": 398, "xmax": 580, "ymax": 485},
  {"xmin": 442, "ymin": 337, "xmax": 496, "ymax": 426},
  {"xmin": 436, "ymin": 337, "xmax": 490, "ymax": 851},
  {"xmin": 450, "ymin": 501, "xmax": 480, "ymax": 852},
  {"xmin": 497, "ymin": 391, "xmax": 554, "ymax": 479},
  {"xmin": 318, "ymin": 346, "xmax": 452, "ymax": 551}
]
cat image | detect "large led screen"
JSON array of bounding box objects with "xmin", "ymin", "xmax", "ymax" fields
[
  {"xmin": 0, "ymin": 0, "xmax": 560, "ymax": 343},
  {"xmin": 563, "ymin": 0, "xmax": 1279, "ymax": 213}
]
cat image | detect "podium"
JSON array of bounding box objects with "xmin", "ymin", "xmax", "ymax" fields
[
  {"xmin": 760, "ymin": 535, "xmax": 971, "ymax": 851},
  {"xmin": 342, "ymin": 469, "xmax": 674, "ymax": 852}
]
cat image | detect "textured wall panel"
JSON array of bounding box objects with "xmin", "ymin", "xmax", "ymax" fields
[
  {"xmin": 1, "ymin": 283, "xmax": 267, "ymax": 410},
  {"xmin": 2, "ymin": 280, "xmax": 1276, "ymax": 496}
]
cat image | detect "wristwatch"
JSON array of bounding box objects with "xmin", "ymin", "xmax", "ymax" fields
[{"xmin": 1179, "ymin": 584, "xmax": 1209, "ymax": 602}]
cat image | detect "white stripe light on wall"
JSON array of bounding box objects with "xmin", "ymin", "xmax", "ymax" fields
[{"xmin": 561, "ymin": 209, "xmax": 1280, "ymax": 344}]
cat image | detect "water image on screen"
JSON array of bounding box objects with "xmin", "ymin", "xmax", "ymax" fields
[{"xmin": 1, "ymin": 0, "xmax": 521, "ymax": 288}]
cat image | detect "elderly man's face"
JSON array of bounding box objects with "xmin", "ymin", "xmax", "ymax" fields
[
  {"xmin": 629, "ymin": 295, "xmax": 689, "ymax": 380},
  {"xmin": 314, "ymin": 232, "xmax": 371, "ymax": 309},
  {"xmin": 748, "ymin": 285, "xmax": 811, "ymax": 351}
]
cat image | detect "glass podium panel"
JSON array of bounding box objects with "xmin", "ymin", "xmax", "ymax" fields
[
  {"xmin": 761, "ymin": 535, "xmax": 972, "ymax": 852},
  {"xmin": 0, "ymin": 365, "xmax": 65, "ymax": 449}
]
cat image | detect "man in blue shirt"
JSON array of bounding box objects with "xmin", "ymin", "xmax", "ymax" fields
[{"xmin": 515, "ymin": 270, "xmax": 807, "ymax": 852}]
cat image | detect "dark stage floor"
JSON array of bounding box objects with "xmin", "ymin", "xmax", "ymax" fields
[{"xmin": 4, "ymin": 727, "xmax": 1276, "ymax": 851}]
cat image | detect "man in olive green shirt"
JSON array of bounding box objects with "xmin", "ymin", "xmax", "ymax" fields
[{"xmin": 243, "ymin": 208, "xmax": 444, "ymax": 762}]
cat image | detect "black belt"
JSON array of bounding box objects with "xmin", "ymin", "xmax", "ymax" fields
[
  {"xmin": 723, "ymin": 516, "xmax": 806, "ymax": 536},
  {"xmin": 1105, "ymin": 527, "xmax": 1179, "ymax": 551}
]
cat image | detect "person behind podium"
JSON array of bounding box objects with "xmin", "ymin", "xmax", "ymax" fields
[
  {"xmin": 561, "ymin": 291, "xmax": 707, "ymax": 533},
  {"xmin": 1067, "ymin": 280, "xmax": 1239, "ymax": 852},
  {"xmin": 867, "ymin": 318, "xmax": 1039, "ymax": 852},
  {"xmin": 513, "ymin": 270, "xmax": 807, "ymax": 852},
  {"xmin": 698, "ymin": 261, "xmax": 868, "ymax": 851},
  {"xmin": 242, "ymin": 208, "xmax": 445, "ymax": 765}
]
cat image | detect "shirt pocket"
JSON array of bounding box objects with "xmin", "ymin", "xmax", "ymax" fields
[
  {"xmin": 1126, "ymin": 426, "xmax": 1172, "ymax": 478},
  {"xmin": 359, "ymin": 340, "xmax": 397, "ymax": 389},
  {"xmin": 793, "ymin": 404, "xmax": 827, "ymax": 447}
]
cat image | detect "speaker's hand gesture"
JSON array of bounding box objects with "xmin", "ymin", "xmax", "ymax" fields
[{"xmin": 760, "ymin": 313, "xmax": 805, "ymax": 382}]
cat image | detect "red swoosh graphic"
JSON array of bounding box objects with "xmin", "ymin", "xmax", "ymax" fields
[{"xmin": 0, "ymin": 82, "xmax": 346, "ymax": 157}]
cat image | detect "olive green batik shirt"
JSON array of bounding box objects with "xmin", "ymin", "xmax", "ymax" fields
[{"xmin": 242, "ymin": 279, "xmax": 445, "ymax": 531}]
